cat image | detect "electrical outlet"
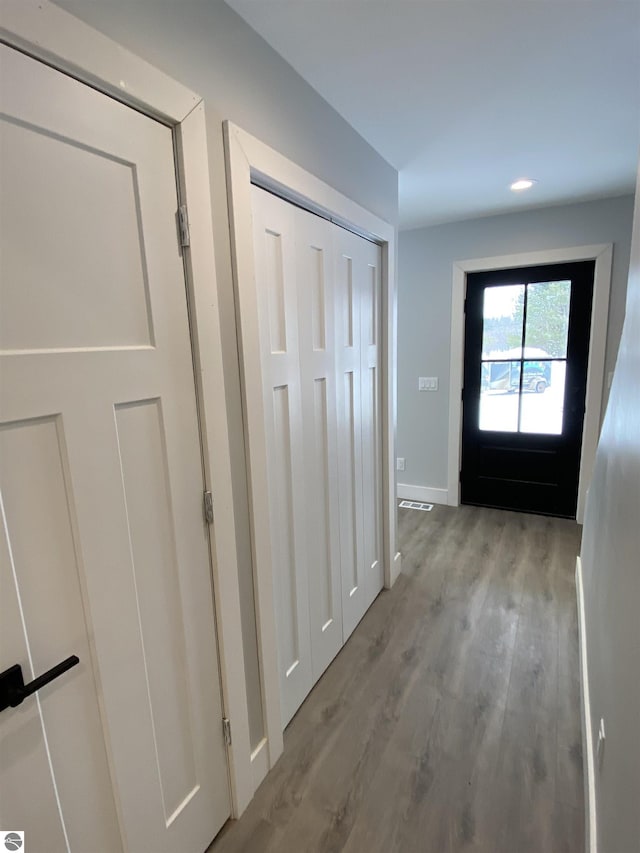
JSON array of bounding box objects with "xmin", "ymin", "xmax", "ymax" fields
[
  {"xmin": 396, "ymin": 457, "xmax": 406, "ymax": 471},
  {"xmin": 597, "ymin": 717, "xmax": 606, "ymax": 767}
]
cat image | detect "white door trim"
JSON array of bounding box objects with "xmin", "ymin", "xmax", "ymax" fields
[
  {"xmin": 576, "ymin": 557, "xmax": 598, "ymax": 853},
  {"xmin": 224, "ymin": 121, "xmax": 400, "ymax": 774},
  {"xmin": 447, "ymin": 243, "xmax": 613, "ymax": 522},
  {"xmin": 0, "ymin": 0, "xmax": 253, "ymax": 817}
]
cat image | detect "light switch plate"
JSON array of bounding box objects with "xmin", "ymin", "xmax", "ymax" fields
[
  {"xmin": 396, "ymin": 457, "xmax": 406, "ymax": 471},
  {"xmin": 419, "ymin": 377, "xmax": 438, "ymax": 391}
]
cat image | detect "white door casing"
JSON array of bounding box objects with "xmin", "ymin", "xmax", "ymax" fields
[
  {"xmin": 225, "ymin": 121, "xmax": 399, "ymax": 775},
  {"xmin": 0, "ymin": 43, "xmax": 230, "ymax": 851},
  {"xmin": 447, "ymin": 245, "xmax": 613, "ymax": 522}
]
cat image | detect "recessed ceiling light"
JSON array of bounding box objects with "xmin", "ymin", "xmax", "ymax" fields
[{"xmin": 510, "ymin": 178, "xmax": 536, "ymax": 192}]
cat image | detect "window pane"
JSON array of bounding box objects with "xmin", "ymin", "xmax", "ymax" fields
[
  {"xmin": 482, "ymin": 284, "xmax": 525, "ymax": 359},
  {"xmin": 520, "ymin": 360, "xmax": 566, "ymax": 434},
  {"xmin": 479, "ymin": 361, "xmax": 520, "ymax": 432},
  {"xmin": 525, "ymin": 280, "xmax": 571, "ymax": 358}
]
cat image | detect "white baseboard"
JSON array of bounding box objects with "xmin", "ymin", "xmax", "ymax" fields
[
  {"xmin": 576, "ymin": 556, "xmax": 597, "ymax": 853},
  {"xmin": 250, "ymin": 737, "xmax": 269, "ymax": 790},
  {"xmin": 397, "ymin": 483, "xmax": 448, "ymax": 505}
]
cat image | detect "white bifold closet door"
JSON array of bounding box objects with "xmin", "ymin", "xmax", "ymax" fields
[
  {"xmin": 250, "ymin": 186, "xmax": 382, "ymax": 727},
  {"xmin": 334, "ymin": 226, "xmax": 384, "ymax": 639}
]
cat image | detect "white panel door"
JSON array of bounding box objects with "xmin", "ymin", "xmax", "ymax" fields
[
  {"xmin": 0, "ymin": 45, "xmax": 229, "ymax": 853},
  {"xmin": 250, "ymin": 186, "xmax": 313, "ymax": 728},
  {"xmin": 334, "ymin": 228, "xmax": 369, "ymax": 639},
  {"xmin": 249, "ymin": 187, "xmax": 383, "ymax": 726},
  {"xmin": 356, "ymin": 235, "xmax": 384, "ymax": 607},
  {"xmin": 295, "ymin": 208, "xmax": 344, "ymax": 683}
]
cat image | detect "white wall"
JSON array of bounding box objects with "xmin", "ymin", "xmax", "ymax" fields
[
  {"xmin": 580, "ymin": 171, "xmax": 639, "ymax": 851},
  {"xmin": 397, "ymin": 195, "xmax": 635, "ymax": 495},
  {"xmin": 53, "ymin": 0, "xmax": 397, "ymax": 752}
]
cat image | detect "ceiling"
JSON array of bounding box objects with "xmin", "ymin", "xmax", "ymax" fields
[{"xmin": 225, "ymin": 1, "xmax": 640, "ymax": 229}]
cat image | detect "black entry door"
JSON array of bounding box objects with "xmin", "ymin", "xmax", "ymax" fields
[{"xmin": 461, "ymin": 261, "xmax": 595, "ymax": 518}]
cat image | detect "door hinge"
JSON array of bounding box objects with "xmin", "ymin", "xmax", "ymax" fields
[
  {"xmin": 222, "ymin": 717, "xmax": 232, "ymax": 746},
  {"xmin": 178, "ymin": 204, "xmax": 190, "ymax": 248},
  {"xmin": 203, "ymin": 490, "xmax": 214, "ymax": 524}
]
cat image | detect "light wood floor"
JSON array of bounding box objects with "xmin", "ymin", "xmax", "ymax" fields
[{"xmin": 210, "ymin": 504, "xmax": 584, "ymax": 853}]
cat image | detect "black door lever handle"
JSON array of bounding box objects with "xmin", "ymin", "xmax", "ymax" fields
[{"xmin": 0, "ymin": 655, "xmax": 79, "ymax": 712}]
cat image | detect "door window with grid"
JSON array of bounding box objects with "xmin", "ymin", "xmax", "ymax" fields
[{"xmin": 479, "ymin": 280, "xmax": 571, "ymax": 434}]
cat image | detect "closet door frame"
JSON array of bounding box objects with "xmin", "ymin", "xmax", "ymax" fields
[{"xmin": 224, "ymin": 121, "xmax": 401, "ymax": 780}]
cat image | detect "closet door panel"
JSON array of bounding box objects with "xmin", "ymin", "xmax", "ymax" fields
[
  {"xmin": 360, "ymin": 243, "xmax": 384, "ymax": 605},
  {"xmin": 250, "ymin": 187, "xmax": 384, "ymax": 729},
  {"xmin": 251, "ymin": 187, "xmax": 312, "ymax": 727},
  {"xmin": 334, "ymin": 228, "xmax": 368, "ymax": 640},
  {"xmin": 296, "ymin": 210, "xmax": 344, "ymax": 681}
]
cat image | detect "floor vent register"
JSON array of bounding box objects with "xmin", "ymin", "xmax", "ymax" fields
[{"xmin": 399, "ymin": 500, "xmax": 433, "ymax": 512}]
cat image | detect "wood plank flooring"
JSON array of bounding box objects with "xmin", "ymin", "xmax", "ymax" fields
[{"xmin": 209, "ymin": 504, "xmax": 584, "ymax": 853}]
